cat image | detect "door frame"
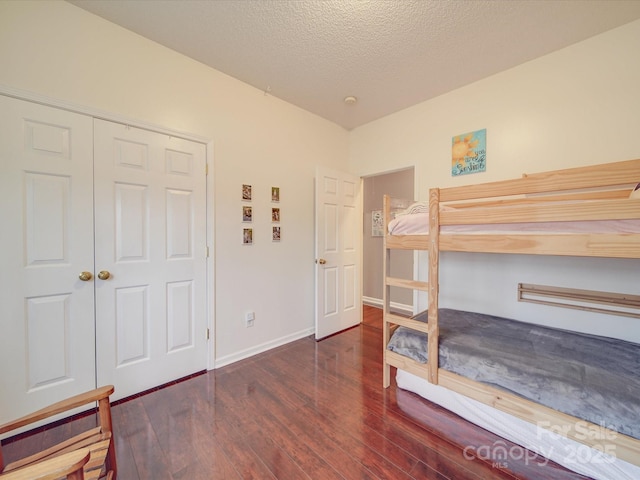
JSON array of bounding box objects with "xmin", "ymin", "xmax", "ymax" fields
[{"xmin": 0, "ymin": 84, "xmax": 217, "ymax": 371}]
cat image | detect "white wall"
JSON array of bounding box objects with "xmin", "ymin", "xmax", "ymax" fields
[
  {"xmin": 0, "ymin": 1, "xmax": 349, "ymax": 366},
  {"xmin": 350, "ymin": 19, "xmax": 640, "ymax": 343}
]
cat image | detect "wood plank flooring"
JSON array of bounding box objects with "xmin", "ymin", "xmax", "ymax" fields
[{"xmin": 2, "ymin": 306, "xmax": 590, "ymax": 479}]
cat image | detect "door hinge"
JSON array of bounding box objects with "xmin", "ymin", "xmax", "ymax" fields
[
  {"xmin": 206, "ymin": 245, "xmax": 210, "ymax": 258},
  {"xmin": 205, "ymin": 163, "xmax": 209, "ymax": 175},
  {"xmin": 206, "ymin": 328, "xmax": 210, "ymax": 340}
]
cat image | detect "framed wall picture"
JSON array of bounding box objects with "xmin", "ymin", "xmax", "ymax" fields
[
  {"xmin": 371, "ymin": 210, "xmax": 384, "ymax": 237},
  {"xmin": 243, "ymin": 206, "xmax": 253, "ymax": 222},
  {"xmin": 242, "ymin": 184, "xmax": 252, "ymax": 201},
  {"xmin": 272, "ymin": 226, "xmax": 281, "ymax": 242},
  {"xmin": 272, "ymin": 207, "xmax": 280, "ymax": 222},
  {"xmin": 242, "ymin": 228, "xmax": 253, "ymax": 245},
  {"xmin": 271, "ymin": 186, "xmax": 280, "ymax": 202},
  {"xmin": 451, "ymin": 128, "xmax": 486, "ymax": 176}
]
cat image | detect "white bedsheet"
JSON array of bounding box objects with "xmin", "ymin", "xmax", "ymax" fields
[
  {"xmin": 388, "ymin": 212, "xmax": 640, "ymax": 236},
  {"xmin": 396, "ymin": 369, "xmax": 640, "ymax": 480}
]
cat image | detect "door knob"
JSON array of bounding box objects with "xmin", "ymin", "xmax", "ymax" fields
[
  {"xmin": 97, "ymin": 270, "xmax": 111, "ymax": 280},
  {"xmin": 79, "ymin": 271, "xmax": 93, "ymax": 281},
  {"xmin": 317, "ymin": 258, "xmax": 327, "ymax": 265}
]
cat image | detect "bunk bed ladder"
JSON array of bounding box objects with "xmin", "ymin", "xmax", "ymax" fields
[{"xmin": 382, "ymin": 195, "xmax": 429, "ymax": 387}]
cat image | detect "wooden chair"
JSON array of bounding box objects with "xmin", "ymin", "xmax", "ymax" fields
[{"xmin": 0, "ymin": 386, "xmax": 117, "ymax": 480}]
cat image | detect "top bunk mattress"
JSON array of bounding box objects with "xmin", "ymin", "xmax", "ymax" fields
[
  {"xmin": 387, "ymin": 188, "xmax": 640, "ymax": 236},
  {"xmin": 388, "ymin": 211, "xmax": 640, "ymax": 236},
  {"xmin": 387, "ymin": 308, "xmax": 640, "ymax": 440}
]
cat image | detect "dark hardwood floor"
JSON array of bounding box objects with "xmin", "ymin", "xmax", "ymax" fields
[{"xmin": 2, "ymin": 305, "xmax": 590, "ymax": 479}]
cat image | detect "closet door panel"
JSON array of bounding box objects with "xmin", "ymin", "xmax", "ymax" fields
[
  {"xmin": 0, "ymin": 95, "xmax": 96, "ymax": 425},
  {"xmin": 114, "ymin": 182, "xmax": 148, "ymax": 261},
  {"xmin": 115, "ymin": 285, "xmax": 149, "ymax": 366},
  {"xmin": 26, "ymin": 294, "xmax": 71, "ymax": 388},
  {"xmin": 167, "ymin": 280, "xmax": 194, "ymax": 352}
]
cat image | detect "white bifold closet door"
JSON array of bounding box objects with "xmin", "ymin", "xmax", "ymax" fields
[
  {"xmin": 0, "ymin": 95, "xmax": 96, "ymax": 423},
  {"xmin": 0, "ymin": 96, "xmax": 208, "ymax": 425},
  {"xmin": 93, "ymin": 119, "xmax": 207, "ymax": 401}
]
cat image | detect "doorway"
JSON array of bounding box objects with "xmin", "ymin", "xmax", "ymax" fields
[{"xmin": 362, "ymin": 167, "xmax": 415, "ymax": 314}]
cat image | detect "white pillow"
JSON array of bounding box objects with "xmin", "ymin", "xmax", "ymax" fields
[{"xmin": 396, "ymin": 201, "xmax": 428, "ymax": 216}]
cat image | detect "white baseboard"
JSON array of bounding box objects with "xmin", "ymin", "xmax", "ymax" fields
[
  {"xmin": 214, "ymin": 298, "xmax": 413, "ymax": 369},
  {"xmin": 213, "ymin": 327, "xmax": 315, "ymax": 369},
  {"xmin": 362, "ymin": 296, "xmax": 413, "ymax": 314}
]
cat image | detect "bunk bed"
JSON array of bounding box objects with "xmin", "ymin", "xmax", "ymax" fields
[{"xmin": 382, "ymin": 159, "xmax": 640, "ymax": 480}]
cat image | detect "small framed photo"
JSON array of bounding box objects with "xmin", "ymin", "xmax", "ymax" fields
[
  {"xmin": 242, "ymin": 184, "xmax": 252, "ymax": 201},
  {"xmin": 272, "ymin": 226, "xmax": 281, "ymax": 242},
  {"xmin": 242, "ymin": 228, "xmax": 253, "ymax": 245},
  {"xmin": 271, "ymin": 186, "xmax": 280, "ymax": 202},
  {"xmin": 371, "ymin": 210, "xmax": 384, "ymax": 237},
  {"xmin": 243, "ymin": 206, "xmax": 252, "ymax": 222},
  {"xmin": 271, "ymin": 207, "xmax": 280, "ymax": 222}
]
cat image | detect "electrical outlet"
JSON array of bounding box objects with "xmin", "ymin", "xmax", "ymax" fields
[{"xmin": 245, "ymin": 311, "xmax": 255, "ymax": 327}]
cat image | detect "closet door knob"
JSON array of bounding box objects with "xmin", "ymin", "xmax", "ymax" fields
[
  {"xmin": 317, "ymin": 258, "xmax": 327, "ymax": 265},
  {"xmin": 79, "ymin": 271, "xmax": 93, "ymax": 281},
  {"xmin": 98, "ymin": 270, "xmax": 111, "ymax": 280}
]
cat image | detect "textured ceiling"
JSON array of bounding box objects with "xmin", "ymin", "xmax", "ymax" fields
[{"xmin": 69, "ymin": 0, "xmax": 640, "ymax": 130}]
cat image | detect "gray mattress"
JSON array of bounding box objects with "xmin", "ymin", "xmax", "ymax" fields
[{"xmin": 387, "ymin": 308, "xmax": 640, "ymax": 440}]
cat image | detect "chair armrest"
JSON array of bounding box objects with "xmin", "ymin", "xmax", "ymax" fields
[
  {"xmin": 0, "ymin": 448, "xmax": 90, "ymax": 480},
  {"xmin": 0, "ymin": 386, "xmax": 114, "ymax": 436}
]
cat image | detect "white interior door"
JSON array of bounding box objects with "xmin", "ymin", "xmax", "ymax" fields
[
  {"xmin": 314, "ymin": 166, "xmax": 362, "ymax": 340},
  {"xmin": 0, "ymin": 95, "xmax": 96, "ymax": 424},
  {"xmin": 93, "ymin": 119, "xmax": 208, "ymax": 401}
]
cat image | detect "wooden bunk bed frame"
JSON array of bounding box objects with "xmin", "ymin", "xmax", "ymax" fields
[{"xmin": 382, "ymin": 158, "xmax": 640, "ymax": 467}]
